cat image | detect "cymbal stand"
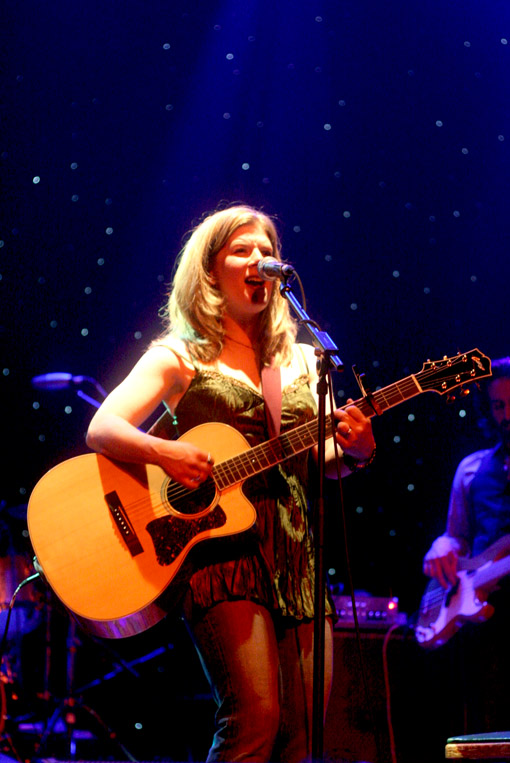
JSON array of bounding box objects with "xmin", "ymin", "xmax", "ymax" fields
[{"xmin": 32, "ymin": 605, "xmax": 138, "ymax": 762}]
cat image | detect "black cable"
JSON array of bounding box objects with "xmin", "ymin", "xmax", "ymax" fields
[{"xmin": 0, "ymin": 574, "xmax": 40, "ymax": 665}]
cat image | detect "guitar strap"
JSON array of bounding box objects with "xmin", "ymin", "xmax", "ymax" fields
[{"xmin": 261, "ymin": 363, "xmax": 282, "ymax": 438}]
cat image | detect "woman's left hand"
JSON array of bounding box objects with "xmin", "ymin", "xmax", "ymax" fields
[{"xmin": 333, "ymin": 400, "xmax": 375, "ymax": 462}]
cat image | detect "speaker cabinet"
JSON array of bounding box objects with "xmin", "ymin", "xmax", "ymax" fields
[
  {"xmin": 324, "ymin": 628, "xmax": 462, "ymax": 763},
  {"xmin": 325, "ymin": 630, "xmax": 390, "ymax": 763}
]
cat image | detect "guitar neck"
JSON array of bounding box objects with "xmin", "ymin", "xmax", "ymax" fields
[
  {"xmin": 351, "ymin": 374, "xmax": 423, "ymax": 419},
  {"xmin": 474, "ymin": 555, "xmax": 510, "ymax": 591},
  {"xmin": 211, "ymin": 348, "xmax": 491, "ymax": 492},
  {"xmin": 212, "ymin": 373, "xmax": 423, "ymax": 491}
]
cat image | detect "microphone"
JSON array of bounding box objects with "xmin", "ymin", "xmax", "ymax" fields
[{"xmin": 257, "ymin": 258, "xmax": 296, "ymax": 281}]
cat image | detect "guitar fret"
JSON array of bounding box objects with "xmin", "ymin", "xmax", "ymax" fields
[
  {"xmin": 236, "ymin": 451, "xmax": 260, "ymax": 476},
  {"xmin": 392, "ymin": 379, "xmax": 421, "ymax": 402},
  {"xmin": 397, "ymin": 377, "xmax": 421, "ymax": 396},
  {"xmin": 268, "ymin": 436, "xmax": 290, "ymax": 462},
  {"xmin": 290, "ymin": 427, "xmax": 317, "ymax": 450},
  {"xmin": 251, "ymin": 448, "xmax": 273, "ymax": 470},
  {"xmin": 356, "ymin": 399, "xmax": 375, "ymax": 417},
  {"xmin": 228, "ymin": 461, "xmax": 248, "ymax": 482},
  {"xmin": 226, "ymin": 445, "xmax": 278, "ymax": 485},
  {"xmin": 231, "ymin": 459, "xmax": 252, "ymax": 480},
  {"xmin": 359, "ymin": 376, "xmax": 422, "ymax": 417},
  {"xmin": 215, "ymin": 461, "xmax": 242, "ymax": 488},
  {"xmin": 212, "ymin": 466, "xmax": 229, "ymax": 491},
  {"xmin": 375, "ymin": 388, "xmax": 402, "ymax": 409},
  {"xmin": 374, "ymin": 389, "xmax": 396, "ymax": 408}
]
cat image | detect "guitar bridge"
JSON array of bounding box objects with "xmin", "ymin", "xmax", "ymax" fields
[{"xmin": 105, "ymin": 491, "xmax": 143, "ymax": 556}]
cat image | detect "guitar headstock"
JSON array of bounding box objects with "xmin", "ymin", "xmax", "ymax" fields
[{"xmin": 417, "ymin": 349, "xmax": 492, "ymax": 396}]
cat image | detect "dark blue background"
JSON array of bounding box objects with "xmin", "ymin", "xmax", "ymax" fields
[
  {"xmin": 3, "ymin": 0, "xmax": 509, "ymax": 604},
  {"xmin": 1, "ymin": 2, "xmax": 509, "ymax": 758}
]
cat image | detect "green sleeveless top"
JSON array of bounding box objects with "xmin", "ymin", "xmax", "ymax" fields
[{"xmin": 154, "ymin": 352, "xmax": 334, "ymax": 621}]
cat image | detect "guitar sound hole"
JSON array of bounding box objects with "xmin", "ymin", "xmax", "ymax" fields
[{"xmin": 166, "ymin": 477, "xmax": 217, "ymax": 516}]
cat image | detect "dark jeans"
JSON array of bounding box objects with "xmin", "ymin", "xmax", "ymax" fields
[{"xmin": 185, "ymin": 599, "xmax": 333, "ymax": 763}]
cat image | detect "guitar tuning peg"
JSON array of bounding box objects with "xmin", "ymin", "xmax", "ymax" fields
[
  {"xmin": 460, "ymin": 387, "xmax": 470, "ymax": 397},
  {"xmin": 446, "ymin": 394, "xmax": 456, "ymax": 404}
]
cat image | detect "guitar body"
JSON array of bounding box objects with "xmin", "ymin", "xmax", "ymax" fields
[
  {"xmin": 415, "ymin": 572, "xmax": 494, "ymax": 649},
  {"xmin": 27, "ymin": 423, "xmax": 257, "ymax": 638},
  {"xmin": 415, "ymin": 535, "xmax": 510, "ymax": 649}
]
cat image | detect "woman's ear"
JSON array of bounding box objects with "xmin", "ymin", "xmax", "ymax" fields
[{"xmin": 207, "ymin": 261, "xmax": 218, "ymax": 286}]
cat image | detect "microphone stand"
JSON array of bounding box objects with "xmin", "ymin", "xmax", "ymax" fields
[{"xmin": 278, "ymin": 278, "xmax": 343, "ymax": 763}]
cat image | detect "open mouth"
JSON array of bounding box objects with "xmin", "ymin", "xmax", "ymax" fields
[{"xmin": 245, "ymin": 276, "xmax": 265, "ymax": 287}]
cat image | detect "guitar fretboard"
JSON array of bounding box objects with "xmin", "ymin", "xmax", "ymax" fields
[
  {"xmin": 212, "ymin": 373, "xmax": 422, "ymax": 490},
  {"xmin": 209, "ymin": 348, "xmax": 490, "ymax": 491}
]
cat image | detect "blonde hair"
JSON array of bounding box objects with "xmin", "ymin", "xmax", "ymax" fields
[{"xmin": 159, "ymin": 205, "xmax": 297, "ymax": 366}]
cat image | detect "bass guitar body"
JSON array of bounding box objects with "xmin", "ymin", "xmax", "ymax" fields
[
  {"xmin": 415, "ymin": 571, "xmax": 494, "ymax": 649},
  {"xmin": 415, "ymin": 535, "xmax": 510, "ymax": 649},
  {"xmin": 27, "ymin": 423, "xmax": 256, "ymax": 639}
]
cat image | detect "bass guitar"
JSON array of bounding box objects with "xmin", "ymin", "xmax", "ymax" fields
[
  {"xmin": 27, "ymin": 349, "xmax": 491, "ymax": 639},
  {"xmin": 415, "ymin": 534, "xmax": 510, "ymax": 649}
]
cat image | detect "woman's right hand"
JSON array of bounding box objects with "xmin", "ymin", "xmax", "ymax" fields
[
  {"xmin": 153, "ymin": 439, "xmax": 214, "ymax": 489},
  {"xmin": 86, "ymin": 344, "xmax": 216, "ymax": 490},
  {"xmin": 422, "ymin": 535, "xmax": 462, "ymax": 589}
]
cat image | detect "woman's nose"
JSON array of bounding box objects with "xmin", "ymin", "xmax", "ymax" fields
[{"xmin": 249, "ymin": 246, "xmax": 265, "ymax": 263}]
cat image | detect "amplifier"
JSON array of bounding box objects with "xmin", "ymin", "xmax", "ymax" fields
[{"xmin": 332, "ymin": 594, "xmax": 406, "ymax": 629}]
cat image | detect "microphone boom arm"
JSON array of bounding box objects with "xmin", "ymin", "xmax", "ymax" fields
[{"xmin": 278, "ymin": 282, "xmax": 343, "ymax": 371}]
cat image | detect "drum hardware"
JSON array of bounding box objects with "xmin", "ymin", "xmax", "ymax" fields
[
  {"xmin": 15, "ymin": 591, "xmax": 137, "ymax": 762},
  {"xmin": 0, "ymin": 528, "xmax": 133, "ymax": 760},
  {"xmin": 11, "ymin": 373, "xmax": 139, "ymax": 760},
  {"xmin": 0, "ymin": 564, "xmax": 41, "ymax": 762},
  {"xmin": 0, "ymin": 573, "xmax": 40, "ymax": 660}
]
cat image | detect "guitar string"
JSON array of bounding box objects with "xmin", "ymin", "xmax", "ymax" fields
[
  {"xmin": 135, "ymin": 369, "xmax": 482, "ymax": 513},
  {"xmin": 113, "ymin": 426, "xmax": 318, "ymax": 520},
  {"xmin": 106, "ymin": 361, "xmax": 487, "ymax": 519},
  {"xmin": 121, "ymin": 393, "xmax": 409, "ymax": 520},
  {"xmin": 420, "ymin": 588, "xmax": 448, "ymax": 608}
]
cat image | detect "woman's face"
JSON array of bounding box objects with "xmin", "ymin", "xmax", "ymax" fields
[{"xmin": 212, "ymin": 223, "xmax": 275, "ymax": 327}]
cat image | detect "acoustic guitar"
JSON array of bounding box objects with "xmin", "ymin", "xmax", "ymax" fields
[{"xmin": 27, "ymin": 349, "xmax": 491, "ymax": 639}]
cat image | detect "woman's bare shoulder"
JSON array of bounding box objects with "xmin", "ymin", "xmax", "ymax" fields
[{"xmin": 149, "ymin": 335, "xmax": 194, "ymax": 368}]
